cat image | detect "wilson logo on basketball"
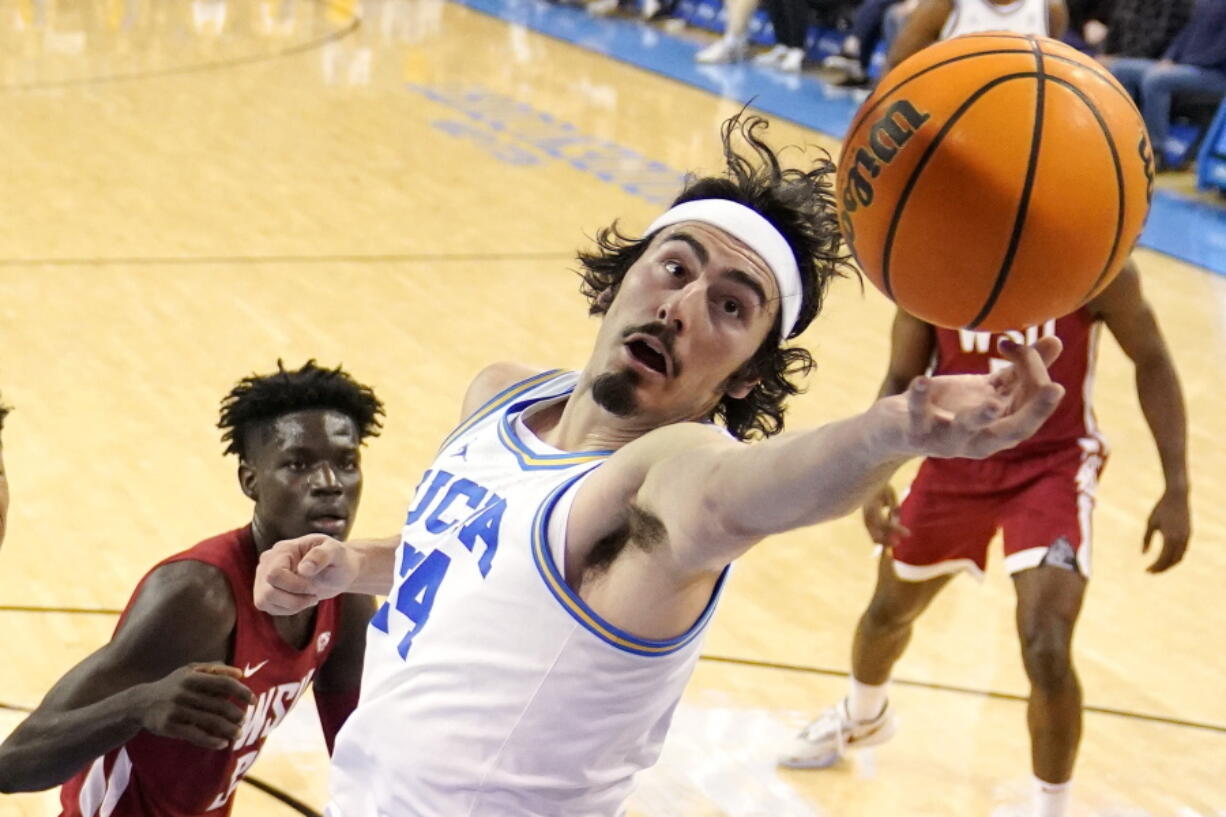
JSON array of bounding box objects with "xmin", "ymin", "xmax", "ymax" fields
[{"xmin": 837, "ymin": 99, "xmax": 932, "ymax": 244}]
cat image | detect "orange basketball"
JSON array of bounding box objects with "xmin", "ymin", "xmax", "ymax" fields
[{"xmin": 836, "ymin": 33, "xmax": 1155, "ymax": 331}]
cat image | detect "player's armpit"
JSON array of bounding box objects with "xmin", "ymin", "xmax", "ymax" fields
[{"xmin": 565, "ymin": 422, "xmax": 742, "ymax": 576}]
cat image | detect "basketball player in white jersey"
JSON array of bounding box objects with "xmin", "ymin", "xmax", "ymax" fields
[
  {"xmin": 253, "ymin": 113, "xmax": 1067, "ymax": 817},
  {"xmin": 888, "ymin": 0, "xmax": 1068, "ymax": 68}
]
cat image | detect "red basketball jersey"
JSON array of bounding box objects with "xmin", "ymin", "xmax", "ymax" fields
[
  {"xmin": 59, "ymin": 527, "xmax": 341, "ymax": 817},
  {"xmin": 930, "ymin": 307, "xmax": 1106, "ymax": 458}
]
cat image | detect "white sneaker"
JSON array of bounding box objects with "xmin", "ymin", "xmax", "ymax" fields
[
  {"xmin": 752, "ymin": 44, "xmax": 789, "ymax": 66},
  {"xmin": 820, "ymin": 53, "xmax": 856, "ymax": 72},
  {"xmin": 778, "ymin": 46, "xmax": 804, "ymax": 72},
  {"xmin": 588, "ymin": 0, "xmax": 618, "ymax": 16},
  {"xmin": 778, "ymin": 698, "xmax": 897, "ymax": 769},
  {"xmin": 696, "ymin": 36, "xmax": 748, "ymax": 63}
]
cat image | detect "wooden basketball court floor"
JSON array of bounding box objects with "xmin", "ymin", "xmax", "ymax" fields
[{"xmin": 0, "ymin": 1, "xmax": 1223, "ymax": 815}]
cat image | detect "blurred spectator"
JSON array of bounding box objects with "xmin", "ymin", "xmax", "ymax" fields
[
  {"xmin": 888, "ymin": 0, "xmax": 1067, "ymax": 68},
  {"xmin": 821, "ymin": 0, "xmax": 904, "ymax": 86},
  {"xmin": 1099, "ymin": 0, "xmax": 1192, "ymax": 63},
  {"xmin": 755, "ymin": 0, "xmax": 812, "ymax": 71},
  {"xmin": 1062, "ymin": 0, "xmax": 1110, "ymax": 53},
  {"xmin": 696, "ymin": 0, "xmax": 760, "ymax": 62},
  {"xmin": 1109, "ymin": 0, "xmax": 1226, "ymax": 169}
]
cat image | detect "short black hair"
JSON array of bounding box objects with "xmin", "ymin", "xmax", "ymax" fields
[
  {"xmin": 0, "ymin": 394, "xmax": 9, "ymax": 434},
  {"xmin": 218, "ymin": 360, "xmax": 384, "ymax": 459},
  {"xmin": 577, "ymin": 112, "xmax": 856, "ymax": 440}
]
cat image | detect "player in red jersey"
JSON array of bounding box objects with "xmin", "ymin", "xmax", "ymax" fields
[
  {"xmin": 0, "ymin": 393, "xmax": 11, "ymax": 552},
  {"xmin": 779, "ymin": 260, "xmax": 1191, "ymax": 817},
  {"xmin": 0, "ymin": 361, "xmax": 383, "ymax": 817}
]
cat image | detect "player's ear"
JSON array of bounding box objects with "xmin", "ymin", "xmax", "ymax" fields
[
  {"xmin": 724, "ymin": 362, "xmax": 760, "ymax": 400},
  {"xmin": 238, "ymin": 461, "xmax": 258, "ymax": 501},
  {"xmin": 594, "ymin": 286, "xmax": 616, "ymax": 312}
]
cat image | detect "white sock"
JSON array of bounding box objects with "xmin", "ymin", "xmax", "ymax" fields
[
  {"xmin": 847, "ymin": 678, "xmax": 888, "ymax": 722},
  {"xmin": 1034, "ymin": 777, "xmax": 1072, "ymax": 817}
]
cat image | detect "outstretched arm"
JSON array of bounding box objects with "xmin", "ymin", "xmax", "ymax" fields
[
  {"xmin": 0, "ymin": 562, "xmax": 252, "ymax": 792},
  {"xmin": 572, "ymin": 338, "xmax": 1063, "ymax": 574},
  {"xmin": 1090, "ymin": 260, "xmax": 1190, "ymax": 572}
]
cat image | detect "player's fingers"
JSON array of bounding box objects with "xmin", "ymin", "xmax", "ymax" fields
[
  {"xmin": 1142, "ymin": 519, "xmax": 1157, "ymax": 553},
  {"xmin": 186, "ymin": 671, "xmax": 255, "ymax": 706},
  {"xmin": 953, "ymin": 398, "xmax": 1004, "ymax": 432},
  {"xmin": 170, "ymin": 710, "xmax": 242, "ymax": 744},
  {"xmin": 886, "ymin": 521, "xmax": 911, "ymax": 540},
  {"xmin": 297, "ymin": 541, "xmax": 340, "ymax": 578},
  {"xmin": 193, "ymin": 692, "xmax": 250, "ymax": 724},
  {"xmin": 190, "ymin": 663, "xmax": 242, "ymax": 680},
  {"xmin": 267, "ymin": 565, "xmax": 322, "ymax": 596},
  {"xmin": 983, "ymin": 382, "xmax": 1064, "ymax": 446},
  {"xmin": 996, "ymin": 339, "xmax": 1055, "ymax": 394},
  {"xmin": 1148, "ymin": 536, "xmax": 1188, "ymax": 574},
  {"xmin": 256, "ymin": 585, "xmax": 317, "ymax": 616},
  {"xmin": 1032, "ymin": 335, "xmax": 1064, "ymax": 368},
  {"xmin": 906, "ymin": 376, "xmax": 937, "ymax": 435}
]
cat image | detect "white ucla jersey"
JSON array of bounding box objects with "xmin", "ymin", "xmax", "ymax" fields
[
  {"xmin": 327, "ymin": 370, "xmax": 727, "ymax": 817},
  {"xmin": 941, "ymin": 0, "xmax": 1048, "ymax": 39}
]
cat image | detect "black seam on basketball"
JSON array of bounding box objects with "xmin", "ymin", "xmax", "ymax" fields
[
  {"xmin": 846, "ymin": 48, "xmax": 1032, "ymax": 139},
  {"xmin": 881, "ymin": 71, "xmax": 1039, "ymax": 299},
  {"xmin": 1037, "ymin": 50, "xmax": 1134, "ymax": 108},
  {"xmin": 968, "ymin": 41, "xmax": 1048, "ymax": 328},
  {"xmin": 1043, "ymin": 75, "xmax": 1127, "ymax": 302}
]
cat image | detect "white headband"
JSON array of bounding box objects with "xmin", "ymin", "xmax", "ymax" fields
[{"xmin": 645, "ymin": 199, "xmax": 802, "ymax": 340}]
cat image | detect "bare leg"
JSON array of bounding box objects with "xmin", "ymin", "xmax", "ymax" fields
[
  {"xmin": 1012, "ymin": 564, "xmax": 1087, "ymax": 783},
  {"xmin": 852, "ymin": 551, "xmax": 953, "ymax": 684},
  {"xmin": 723, "ymin": 0, "xmax": 759, "ymax": 40}
]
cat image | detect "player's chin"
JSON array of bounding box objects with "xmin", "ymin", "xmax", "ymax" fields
[{"xmin": 304, "ymin": 515, "xmax": 350, "ymax": 540}]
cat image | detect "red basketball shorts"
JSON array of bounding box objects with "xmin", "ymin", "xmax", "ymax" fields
[{"xmin": 891, "ymin": 440, "xmax": 1107, "ymax": 581}]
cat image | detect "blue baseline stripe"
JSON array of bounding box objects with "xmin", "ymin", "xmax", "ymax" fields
[{"xmin": 446, "ymin": 0, "xmax": 1226, "ymax": 276}]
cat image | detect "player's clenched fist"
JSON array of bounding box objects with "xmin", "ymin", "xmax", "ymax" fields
[
  {"xmin": 136, "ymin": 664, "xmax": 253, "ymax": 751},
  {"xmin": 254, "ymin": 533, "xmax": 358, "ymax": 615}
]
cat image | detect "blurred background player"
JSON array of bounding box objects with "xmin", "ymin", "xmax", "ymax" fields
[
  {"xmin": 695, "ymin": 0, "xmax": 761, "ymax": 63},
  {"xmin": 779, "ymin": 260, "xmax": 1190, "ymax": 817},
  {"xmin": 0, "ymin": 361, "xmax": 382, "ymax": 817},
  {"xmin": 888, "ymin": 0, "xmax": 1068, "ymax": 68}
]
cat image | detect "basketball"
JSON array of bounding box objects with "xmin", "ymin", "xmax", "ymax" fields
[{"xmin": 836, "ymin": 33, "xmax": 1155, "ymax": 331}]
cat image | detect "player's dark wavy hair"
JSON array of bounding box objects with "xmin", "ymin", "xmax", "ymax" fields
[
  {"xmin": 577, "ymin": 112, "xmax": 855, "ymax": 440},
  {"xmin": 218, "ymin": 360, "xmax": 385, "ymax": 459}
]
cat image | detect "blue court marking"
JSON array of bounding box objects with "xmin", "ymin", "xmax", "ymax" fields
[{"xmin": 448, "ymin": 0, "xmax": 1226, "ymax": 275}]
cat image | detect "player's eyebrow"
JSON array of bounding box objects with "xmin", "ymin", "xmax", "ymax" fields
[
  {"xmin": 664, "ymin": 232, "xmax": 710, "ymax": 266},
  {"xmin": 720, "ymin": 268, "xmax": 768, "ymax": 309},
  {"xmin": 664, "ymin": 232, "xmax": 768, "ymax": 307}
]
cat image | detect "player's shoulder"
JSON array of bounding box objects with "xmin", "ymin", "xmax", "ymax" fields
[
  {"xmin": 607, "ymin": 420, "xmax": 741, "ymax": 476},
  {"xmin": 460, "ymin": 361, "xmax": 553, "ymax": 421},
  {"xmin": 125, "ymin": 557, "xmax": 235, "ymax": 637}
]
